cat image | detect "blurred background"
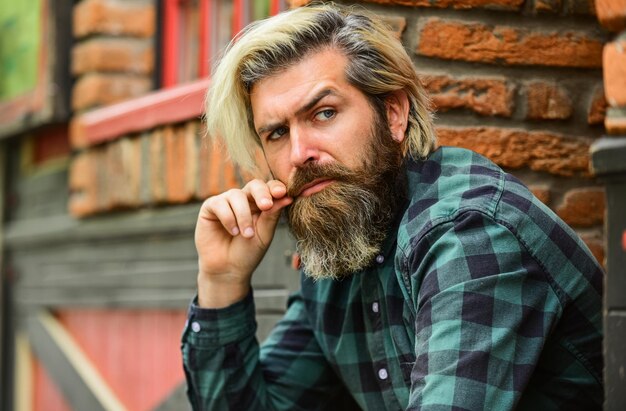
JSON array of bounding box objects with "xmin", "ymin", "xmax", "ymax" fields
[{"xmin": 0, "ymin": 0, "xmax": 624, "ymax": 410}]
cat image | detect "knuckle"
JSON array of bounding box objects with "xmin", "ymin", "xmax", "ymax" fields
[{"xmin": 247, "ymin": 179, "xmax": 266, "ymax": 191}]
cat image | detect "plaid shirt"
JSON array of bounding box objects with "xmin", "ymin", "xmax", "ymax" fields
[{"xmin": 182, "ymin": 147, "xmax": 603, "ymax": 410}]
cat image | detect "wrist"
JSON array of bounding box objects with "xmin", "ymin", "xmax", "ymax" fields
[{"xmin": 197, "ymin": 272, "xmax": 251, "ymax": 309}]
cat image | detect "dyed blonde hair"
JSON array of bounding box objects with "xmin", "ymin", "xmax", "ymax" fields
[{"xmin": 205, "ymin": 3, "xmax": 436, "ymax": 171}]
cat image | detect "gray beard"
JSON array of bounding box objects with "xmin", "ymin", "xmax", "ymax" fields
[
  {"xmin": 288, "ymin": 181, "xmax": 390, "ymax": 281},
  {"xmin": 284, "ymin": 107, "xmax": 404, "ymax": 281}
]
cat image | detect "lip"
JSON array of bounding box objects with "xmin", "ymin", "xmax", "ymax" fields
[{"xmin": 299, "ymin": 179, "xmax": 334, "ymax": 197}]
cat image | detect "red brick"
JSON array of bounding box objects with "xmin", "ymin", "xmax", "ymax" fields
[
  {"xmin": 198, "ymin": 136, "xmax": 241, "ymax": 199},
  {"xmin": 100, "ymin": 138, "xmax": 141, "ymax": 210},
  {"xmin": 556, "ymin": 187, "xmax": 605, "ymax": 227},
  {"xmin": 604, "ymin": 40, "xmax": 626, "ymax": 107},
  {"xmin": 525, "ymin": 82, "xmax": 572, "ymax": 120},
  {"xmin": 197, "ymin": 132, "xmax": 214, "ymax": 200},
  {"xmin": 380, "ymin": 16, "xmax": 407, "ymax": 40},
  {"xmin": 69, "ymin": 150, "xmax": 100, "ymax": 217},
  {"xmin": 417, "ymin": 18, "xmax": 603, "ymax": 68},
  {"xmin": 72, "ymin": 39, "xmax": 154, "ymax": 75},
  {"xmin": 72, "ymin": 74, "xmax": 152, "ymax": 111},
  {"xmin": 566, "ymin": 0, "xmax": 597, "ymax": 14},
  {"xmin": 529, "ymin": 185, "xmax": 551, "ymax": 205},
  {"xmin": 101, "ymin": 142, "xmax": 120, "ymax": 209},
  {"xmin": 70, "ymin": 117, "xmax": 88, "ymax": 149},
  {"xmin": 580, "ymin": 232, "xmax": 605, "ymax": 266},
  {"xmin": 421, "ymin": 74, "xmax": 514, "ymax": 117},
  {"xmin": 588, "ymin": 86, "xmax": 607, "ymax": 125},
  {"xmin": 533, "ymin": 0, "xmax": 562, "ymax": 12},
  {"xmin": 436, "ymin": 126, "xmax": 591, "ymax": 177},
  {"xmin": 74, "ymin": 0, "xmax": 155, "ymax": 38},
  {"xmin": 164, "ymin": 126, "xmax": 193, "ymax": 203},
  {"xmin": 596, "ymin": 0, "xmax": 626, "ymax": 31},
  {"xmin": 184, "ymin": 122, "xmax": 199, "ymax": 199},
  {"xmin": 149, "ymin": 128, "xmax": 167, "ymax": 203},
  {"xmin": 361, "ymin": 0, "xmax": 523, "ymax": 10}
]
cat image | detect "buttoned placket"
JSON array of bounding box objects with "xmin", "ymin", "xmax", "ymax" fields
[
  {"xmin": 374, "ymin": 251, "xmax": 406, "ymax": 409},
  {"xmin": 364, "ymin": 253, "xmax": 395, "ymax": 399}
]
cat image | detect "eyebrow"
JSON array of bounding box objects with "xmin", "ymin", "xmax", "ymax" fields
[{"xmin": 256, "ymin": 89, "xmax": 336, "ymax": 136}]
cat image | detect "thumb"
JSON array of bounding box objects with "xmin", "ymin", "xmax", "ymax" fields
[{"xmin": 255, "ymin": 196, "xmax": 293, "ymax": 239}]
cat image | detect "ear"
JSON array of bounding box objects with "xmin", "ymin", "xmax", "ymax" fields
[{"xmin": 385, "ymin": 90, "xmax": 410, "ymax": 143}]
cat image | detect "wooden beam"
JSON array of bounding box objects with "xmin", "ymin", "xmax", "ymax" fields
[
  {"xmin": 27, "ymin": 311, "xmax": 128, "ymax": 411},
  {"xmin": 0, "ymin": 144, "xmax": 7, "ymax": 406},
  {"xmin": 152, "ymin": 382, "xmax": 188, "ymax": 411},
  {"xmin": 13, "ymin": 332, "xmax": 33, "ymax": 411},
  {"xmin": 162, "ymin": 0, "xmax": 181, "ymax": 88},
  {"xmin": 198, "ymin": 0, "xmax": 211, "ymax": 78},
  {"xmin": 70, "ymin": 78, "xmax": 209, "ymax": 149}
]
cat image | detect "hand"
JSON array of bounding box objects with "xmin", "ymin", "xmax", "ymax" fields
[{"xmin": 194, "ymin": 179, "xmax": 293, "ymax": 308}]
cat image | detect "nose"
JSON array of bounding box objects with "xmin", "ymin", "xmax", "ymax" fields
[{"xmin": 289, "ymin": 125, "xmax": 319, "ymax": 167}]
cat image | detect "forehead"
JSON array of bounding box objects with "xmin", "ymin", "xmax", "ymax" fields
[{"xmin": 249, "ymin": 48, "xmax": 360, "ymax": 126}]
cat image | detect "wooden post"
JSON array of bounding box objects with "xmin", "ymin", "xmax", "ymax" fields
[{"xmin": 0, "ymin": 144, "xmax": 7, "ymax": 409}]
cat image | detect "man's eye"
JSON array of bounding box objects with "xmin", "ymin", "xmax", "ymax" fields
[
  {"xmin": 315, "ymin": 109, "xmax": 335, "ymax": 121},
  {"xmin": 269, "ymin": 126, "xmax": 288, "ymax": 140}
]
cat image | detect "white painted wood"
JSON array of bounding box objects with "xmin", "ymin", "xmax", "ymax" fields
[{"xmin": 13, "ymin": 332, "xmax": 33, "ymax": 411}]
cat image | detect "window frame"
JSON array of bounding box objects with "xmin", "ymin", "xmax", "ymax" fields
[{"xmin": 161, "ymin": 0, "xmax": 286, "ymax": 88}]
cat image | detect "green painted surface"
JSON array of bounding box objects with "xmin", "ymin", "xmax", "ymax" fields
[
  {"xmin": 252, "ymin": 0, "xmax": 271, "ymax": 21},
  {"xmin": 0, "ymin": 0, "xmax": 41, "ymax": 101}
]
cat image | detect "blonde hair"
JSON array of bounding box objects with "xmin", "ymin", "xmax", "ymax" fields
[{"xmin": 205, "ymin": 3, "xmax": 436, "ymax": 171}]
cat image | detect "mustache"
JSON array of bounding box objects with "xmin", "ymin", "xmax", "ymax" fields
[{"xmin": 287, "ymin": 162, "xmax": 358, "ymax": 198}]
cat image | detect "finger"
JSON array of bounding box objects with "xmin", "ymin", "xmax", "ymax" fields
[
  {"xmin": 258, "ymin": 196, "xmax": 293, "ymax": 225},
  {"xmin": 203, "ymin": 196, "xmax": 241, "ymax": 236},
  {"xmin": 243, "ymin": 179, "xmax": 273, "ymax": 211},
  {"xmin": 267, "ymin": 180, "xmax": 288, "ymax": 199},
  {"xmin": 226, "ymin": 189, "xmax": 256, "ymax": 238},
  {"xmin": 269, "ymin": 196, "xmax": 293, "ymax": 213},
  {"xmin": 255, "ymin": 196, "xmax": 293, "ymax": 247}
]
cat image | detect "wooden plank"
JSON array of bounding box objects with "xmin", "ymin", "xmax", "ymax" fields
[
  {"xmin": 10, "ymin": 211, "xmax": 297, "ymax": 308},
  {"xmin": 71, "ymin": 79, "xmax": 209, "ymax": 148},
  {"xmin": 26, "ymin": 311, "xmax": 128, "ymax": 411},
  {"xmin": 16, "ymin": 288, "xmax": 196, "ymax": 309},
  {"xmin": 590, "ymin": 137, "xmax": 626, "ymax": 176},
  {"xmin": 13, "ymin": 332, "xmax": 33, "ymax": 411},
  {"xmin": 15, "ymin": 286, "xmax": 290, "ymax": 311},
  {"xmin": 0, "ymin": 144, "xmax": 6, "ymax": 406},
  {"xmin": 56, "ymin": 309, "xmax": 187, "ymax": 411},
  {"xmin": 152, "ymin": 382, "xmax": 188, "ymax": 411},
  {"xmin": 11, "ymin": 169, "xmax": 69, "ymax": 222},
  {"xmin": 4, "ymin": 204, "xmax": 199, "ymax": 248},
  {"xmin": 606, "ymin": 311, "xmax": 626, "ymax": 411},
  {"xmin": 605, "ymin": 179, "xmax": 626, "ymax": 309}
]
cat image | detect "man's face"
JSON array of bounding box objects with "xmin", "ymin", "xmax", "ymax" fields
[
  {"xmin": 250, "ymin": 48, "xmax": 405, "ymax": 279},
  {"xmin": 250, "ymin": 48, "xmax": 382, "ymax": 188}
]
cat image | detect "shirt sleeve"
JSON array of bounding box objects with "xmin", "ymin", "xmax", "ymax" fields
[
  {"xmin": 181, "ymin": 290, "xmax": 356, "ymax": 411},
  {"xmin": 404, "ymin": 210, "xmax": 562, "ymax": 411}
]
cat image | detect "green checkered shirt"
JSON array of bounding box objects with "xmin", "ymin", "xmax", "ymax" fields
[{"xmin": 182, "ymin": 147, "xmax": 603, "ymax": 410}]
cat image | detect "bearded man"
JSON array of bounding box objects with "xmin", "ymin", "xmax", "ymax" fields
[{"xmin": 181, "ymin": 4, "xmax": 603, "ymax": 410}]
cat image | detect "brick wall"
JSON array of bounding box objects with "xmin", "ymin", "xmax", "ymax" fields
[
  {"xmin": 72, "ymin": 0, "xmax": 156, "ymax": 112},
  {"xmin": 596, "ymin": 0, "xmax": 626, "ymax": 134},
  {"xmin": 69, "ymin": 0, "xmax": 609, "ymax": 264}
]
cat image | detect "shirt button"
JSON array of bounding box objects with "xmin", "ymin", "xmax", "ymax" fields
[
  {"xmin": 378, "ymin": 368, "xmax": 389, "ymax": 380},
  {"xmin": 371, "ymin": 302, "xmax": 379, "ymax": 313},
  {"xmin": 375, "ymin": 255, "xmax": 384, "ymax": 264},
  {"xmin": 191, "ymin": 321, "xmax": 201, "ymax": 332}
]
